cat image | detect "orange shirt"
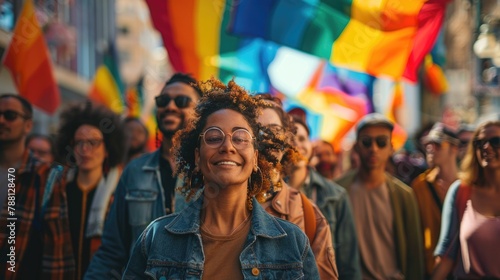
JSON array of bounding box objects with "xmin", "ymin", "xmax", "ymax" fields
[{"xmin": 411, "ymin": 169, "xmax": 446, "ymax": 277}]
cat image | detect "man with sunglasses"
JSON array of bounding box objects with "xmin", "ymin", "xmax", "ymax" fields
[
  {"xmin": 0, "ymin": 94, "xmax": 34, "ymax": 215},
  {"xmin": 0, "ymin": 94, "xmax": 76, "ymax": 278},
  {"xmin": 336, "ymin": 113, "xmax": 424, "ymax": 280},
  {"xmin": 86, "ymin": 73, "xmax": 202, "ymax": 279},
  {"xmin": 411, "ymin": 122, "xmax": 459, "ymax": 278}
]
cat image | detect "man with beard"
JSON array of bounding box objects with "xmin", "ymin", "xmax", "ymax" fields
[
  {"xmin": 0, "ymin": 94, "xmax": 33, "ymax": 212},
  {"xmin": 85, "ymin": 73, "xmax": 202, "ymax": 279},
  {"xmin": 0, "ymin": 94, "xmax": 75, "ymax": 279},
  {"xmin": 123, "ymin": 117, "xmax": 149, "ymax": 164},
  {"xmin": 314, "ymin": 140, "xmax": 341, "ymax": 180}
]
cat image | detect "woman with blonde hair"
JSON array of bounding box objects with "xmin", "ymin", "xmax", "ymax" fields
[{"xmin": 433, "ymin": 115, "xmax": 500, "ymax": 279}]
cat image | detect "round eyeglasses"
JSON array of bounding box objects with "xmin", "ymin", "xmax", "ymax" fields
[{"xmin": 199, "ymin": 127, "xmax": 255, "ymax": 150}]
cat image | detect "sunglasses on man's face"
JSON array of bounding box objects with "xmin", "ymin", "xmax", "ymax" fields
[
  {"xmin": 473, "ymin": 136, "xmax": 500, "ymax": 149},
  {"xmin": 0, "ymin": 110, "xmax": 28, "ymax": 122},
  {"xmin": 155, "ymin": 95, "xmax": 192, "ymax": 108},
  {"xmin": 359, "ymin": 135, "xmax": 389, "ymax": 149}
]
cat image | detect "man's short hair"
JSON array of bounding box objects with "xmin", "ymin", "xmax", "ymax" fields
[
  {"xmin": 164, "ymin": 73, "xmax": 203, "ymax": 97},
  {"xmin": 0, "ymin": 93, "xmax": 33, "ymax": 119}
]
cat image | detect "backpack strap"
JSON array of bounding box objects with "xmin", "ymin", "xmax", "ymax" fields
[
  {"xmin": 299, "ymin": 192, "xmax": 317, "ymax": 244},
  {"xmin": 455, "ymin": 184, "xmax": 472, "ymax": 222}
]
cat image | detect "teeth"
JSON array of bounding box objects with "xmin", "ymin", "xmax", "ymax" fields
[{"xmin": 217, "ymin": 161, "xmax": 237, "ymax": 166}]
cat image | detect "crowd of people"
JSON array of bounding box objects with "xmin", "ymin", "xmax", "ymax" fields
[{"xmin": 0, "ymin": 73, "xmax": 499, "ymax": 279}]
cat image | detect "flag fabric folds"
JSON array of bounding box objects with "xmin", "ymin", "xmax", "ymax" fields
[
  {"xmin": 88, "ymin": 43, "xmax": 126, "ymax": 114},
  {"xmin": 144, "ymin": 0, "xmax": 450, "ymax": 149},
  {"xmin": 228, "ymin": 0, "xmax": 449, "ymax": 83},
  {"xmin": 2, "ymin": 0, "xmax": 60, "ymax": 114}
]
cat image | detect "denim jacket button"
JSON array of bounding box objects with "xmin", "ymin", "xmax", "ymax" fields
[{"xmin": 251, "ymin": 267, "xmax": 260, "ymax": 276}]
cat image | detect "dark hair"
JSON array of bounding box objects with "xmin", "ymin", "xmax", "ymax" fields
[
  {"xmin": 56, "ymin": 101, "xmax": 126, "ymax": 168},
  {"xmin": 292, "ymin": 115, "xmax": 310, "ymax": 137},
  {"xmin": 173, "ymin": 78, "xmax": 277, "ymax": 203},
  {"xmin": 123, "ymin": 116, "xmax": 149, "ymax": 139},
  {"xmin": 0, "ymin": 93, "xmax": 33, "ymax": 119},
  {"xmin": 318, "ymin": 140, "xmax": 335, "ymax": 152},
  {"xmin": 25, "ymin": 133, "xmax": 56, "ymax": 157},
  {"xmin": 163, "ymin": 73, "xmax": 203, "ymax": 97}
]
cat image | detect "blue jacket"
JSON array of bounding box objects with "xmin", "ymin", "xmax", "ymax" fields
[
  {"xmin": 123, "ymin": 195, "xmax": 320, "ymax": 279},
  {"xmin": 85, "ymin": 150, "xmax": 185, "ymax": 279},
  {"xmin": 304, "ymin": 168, "xmax": 361, "ymax": 280},
  {"xmin": 434, "ymin": 180, "xmax": 461, "ymax": 260}
]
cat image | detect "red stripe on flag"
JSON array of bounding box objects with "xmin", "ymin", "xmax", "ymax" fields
[{"xmin": 2, "ymin": 0, "xmax": 60, "ymax": 114}]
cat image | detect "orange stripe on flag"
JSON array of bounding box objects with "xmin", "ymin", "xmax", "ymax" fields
[{"xmin": 2, "ymin": 0, "xmax": 60, "ymax": 114}]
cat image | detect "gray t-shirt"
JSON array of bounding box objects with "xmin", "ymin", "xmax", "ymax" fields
[{"xmin": 349, "ymin": 180, "xmax": 403, "ymax": 280}]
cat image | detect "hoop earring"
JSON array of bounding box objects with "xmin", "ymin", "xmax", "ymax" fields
[
  {"xmin": 246, "ymin": 191, "xmax": 253, "ymax": 211},
  {"xmin": 248, "ymin": 166, "xmax": 263, "ymax": 196}
]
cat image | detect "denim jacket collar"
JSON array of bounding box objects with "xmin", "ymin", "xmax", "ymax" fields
[
  {"xmin": 165, "ymin": 194, "xmax": 287, "ymax": 239},
  {"xmin": 307, "ymin": 167, "xmax": 342, "ymax": 200},
  {"xmin": 142, "ymin": 149, "xmax": 161, "ymax": 171}
]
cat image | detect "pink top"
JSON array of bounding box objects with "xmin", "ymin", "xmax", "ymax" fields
[{"xmin": 456, "ymin": 200, "xmax": 500, "ymax": 278}]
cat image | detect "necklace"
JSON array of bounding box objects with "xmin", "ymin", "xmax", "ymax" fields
[{"xmin": 201, "ymin": 214, "xmax": 252, "ymax": 236}]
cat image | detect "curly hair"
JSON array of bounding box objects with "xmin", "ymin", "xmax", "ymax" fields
[
  {"xmin": 459, "ymin": 118, "xmax": 500, "ymax": 186},
  {"xmin": 173, "ymin": 78, "xmax": 280, "ymax": 205},
  {"xmin": 255, "ymin": 94, "xmax": 302, "ymax": 175},
  {"xmin": 56, "ymin": 101, "xmax": 126, "ymax": 168}
]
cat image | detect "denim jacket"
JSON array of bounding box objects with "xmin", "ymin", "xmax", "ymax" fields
[
  {"xmin": 123, "ymin": 195, "xmax": 320, "ymax": 279},
  {"xmin": 85, "ymin": 150, "xmax": 186, "ymax": 279},
  {"xmin": 303, "ymin": 168, "xmax": 361, "ymax": 280}
]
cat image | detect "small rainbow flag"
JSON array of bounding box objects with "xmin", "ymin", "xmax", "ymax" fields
[{"xmin": 88, "ymin": 43, "xmax": 126, "ymax": 114}]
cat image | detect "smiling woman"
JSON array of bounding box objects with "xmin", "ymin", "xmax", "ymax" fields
[
  {"xmin": 122, "ymin": 78, "xmax": 320, "ymax": 279},
  {"xmin": 433, "ymin": 115, "xmax": 500, "ymax": 279}
]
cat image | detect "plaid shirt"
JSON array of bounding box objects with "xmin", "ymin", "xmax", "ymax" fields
[{"xmin": 0, "ymin": 153, "xmax": 75, "ymax": 279}]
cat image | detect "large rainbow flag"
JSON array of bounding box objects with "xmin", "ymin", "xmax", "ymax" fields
[{"xmin": 145, "ymin": 0, "xmax": 449, "ymax": 148}]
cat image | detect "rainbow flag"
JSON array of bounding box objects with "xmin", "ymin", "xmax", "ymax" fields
[
  {"xmin": 229, "ymin": 0, "xmax": 449, "ymax": 83},
  {"xmin": 126, "ymin": 78, "xmax": 145, "ymax": 118},
  {"xmin": 145, "ymin": 0, "xmax": 449, "ymax": 149},
  {"xmin": 88, "ymin": 43, "xmax": 126, "ymax": 114},
  {"xmin": 2, "ymin": 0, "xmax": 60, "ymax": 114}
]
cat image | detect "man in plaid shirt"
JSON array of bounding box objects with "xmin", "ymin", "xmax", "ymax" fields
[{"xmin": 0, "ymin": 94, "xmax": 75, "ymax": 279}]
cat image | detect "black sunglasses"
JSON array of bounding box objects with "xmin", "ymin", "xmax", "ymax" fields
[
  {"xmin": 0, "ymin": 110, "xmax": 28, "ymax": 122},
  {"xmin": 359, "ymin": 136, "xmax": 389, "ymax": 149},
  {"xmin": 473, "ymin": 136, "xmax": 500, "ymax": 149},
  {"xmin": 155, "ymin": 95, "xmax": 192, "ymax": 108}
]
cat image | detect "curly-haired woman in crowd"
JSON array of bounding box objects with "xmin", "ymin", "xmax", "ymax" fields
[
  {"xmin": 255, "ymin": 94, "xmax": 338, "ymax": 279},
  {"xmin": 433, "ymin": 115, "xmax": 500, "ymax": 279},
  {"xmin": 123, "ymin": 78, "xmax": 319, "ymax": 279},
  {"xmin": 56, "ymin": 102, "xmax": 125, "ymax": 279}
]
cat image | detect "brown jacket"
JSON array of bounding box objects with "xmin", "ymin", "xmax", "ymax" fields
[
  {"xmin": 261, "ymin": 182, "xmax": 339, "ymax": 280},
  {"xmin": 411, "ymin": 168, "xmax": 450, "ymax": 278}
]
